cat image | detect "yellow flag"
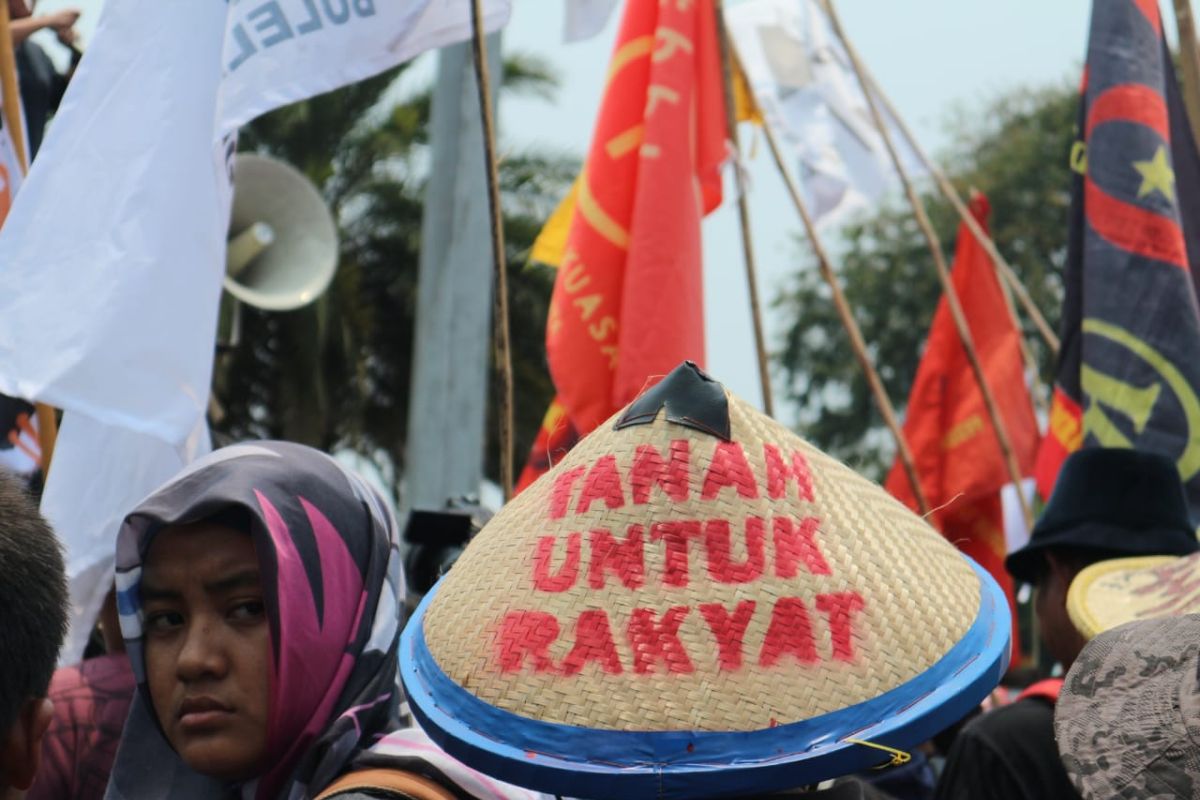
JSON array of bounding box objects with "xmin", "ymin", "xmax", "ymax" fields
[
  {"xmin": 733, "ymin": 60, "xmax": 763, "ymax": 125},
  {"xmin": 529, "ymin": 177, "xmax": 579, "ymax": 268}
]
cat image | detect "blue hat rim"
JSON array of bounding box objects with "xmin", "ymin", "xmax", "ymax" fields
[{"xmin": 399, "ymin": 559, "xmax": 1010, "ymax": 799}]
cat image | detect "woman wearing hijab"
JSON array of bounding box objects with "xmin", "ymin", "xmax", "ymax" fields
[{"xmin": 103, "ymin": 441, "xmax": 541, "ymax": 800}]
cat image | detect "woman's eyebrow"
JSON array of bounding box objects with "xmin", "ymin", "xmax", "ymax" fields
[
  {"xmin": 204, "ymin": 568, "xmax": 262, "ymax": 595},
  {"xmin": 139, "ymin": 581, "xmax": 181, "ymax": 602}
]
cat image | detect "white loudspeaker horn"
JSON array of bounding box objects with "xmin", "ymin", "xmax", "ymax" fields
[{"xmin": 225, "ymin": 153, "xmax": 338, "ymax": 312}]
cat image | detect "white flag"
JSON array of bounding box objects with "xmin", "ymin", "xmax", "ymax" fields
[
  {"xmin": 1001, "ymin": 478, "xmax": 1037, "ymax": 556},
  {"xmin": 219, "ymin": 0, "xmax": 512, "ymax": 134},
  {"xmin": 0, "ymin": 0, "xmax": 513, "ymax": 448},
  {"xmin": 0, "ymin": 0, "xmax": 511, "ymax": 660},
  {"xmin": 43, "ymin": 413, "xmax": 210, "ymax": 664},
  {"xmin": 726, "ymin": 0, "xmax": 924, "ymax": 229},
  {"xmin": 0, "ymin": 0, "xmax": 230, "ymax": 444},
  {"xmin": 563, "ymin": 0, "xmax": 619, "ymax": 43}
]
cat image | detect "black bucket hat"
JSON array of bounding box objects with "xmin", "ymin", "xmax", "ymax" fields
[{"xmin": 1005, "ymin": 448, "xmax": 1199, "ymax": 583}]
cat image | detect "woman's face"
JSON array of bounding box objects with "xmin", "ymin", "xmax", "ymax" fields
[{"xmin": 140, "ymin": 522, "xmax": 271, "ymax": 782}]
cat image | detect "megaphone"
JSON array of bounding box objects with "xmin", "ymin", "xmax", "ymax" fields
[{"xmin": 225, "ymin": 153, "xmax": 338, "ymax": 312}]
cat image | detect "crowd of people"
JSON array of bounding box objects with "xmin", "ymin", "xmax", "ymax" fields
[
  {"xmin": 0, "ymin": 360, "xmax": 1195, "ymax": 800},
  {"xmin": 0, "ymin": 4, "xmax": 1194, "ymax": 799}
]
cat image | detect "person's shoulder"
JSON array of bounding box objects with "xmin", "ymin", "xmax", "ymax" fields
[
  {"xmin": 77, "ymin": 652, "xmax": 136, "ymax": 689},
  {"xmin": 47, "ymin": 653, "xmax": 134, "ymax": 699},
  {"xmin": 959, "ymin": 697, "xmax": 1056, "ymax": 749},
  {"xmin": 45, "ymin": 661, "xmax": 88, "ymax": 695},
  {"xmin": 315, "ymin": 768, "xmax": 459, "ymax": 800},
  {"xmin": 15, "ymin": 38, "xmax": 50, "ymax": 64}
]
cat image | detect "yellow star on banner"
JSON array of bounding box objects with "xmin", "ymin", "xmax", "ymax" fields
[{"xmin": 1133, "ymin": 145, "xmax": 1176, "ymax": 202}]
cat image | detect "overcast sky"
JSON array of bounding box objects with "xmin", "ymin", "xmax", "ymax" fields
[{"xmin": 38, "ymin": 0, "xmax": 1189, "ymax": 419}]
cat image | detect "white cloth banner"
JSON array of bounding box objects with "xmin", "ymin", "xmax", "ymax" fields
[
  {"xmin": 0, "ymin": 0, "xmax": 511, "ymax": 659},
  {"xmin": 0, "ymin": 0, "xmax": 513, "ymax": 448},
  {"xmin": 43, "ymin": 412, "xmax": 210, "ymax": 664},
  {"xmin": 563, "ymin": 0, "xmax": 619, "ymax": 43},
  {"xmin": 0, "ymin": 0, "xmax": 232, "ymax": 445},
  {"xmin": 1001, "ymin": 478, "xmax": 1037, "ymax": 556},
  {"xmin": 219, "ymin": 0, "xmax": 512, "ymax": 133},
  {"xmin": 726, "ymin": 0, "xmax": 925, "ymax": 229}
]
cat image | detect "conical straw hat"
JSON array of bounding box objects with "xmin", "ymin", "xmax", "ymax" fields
[
  {"xmin": 401, "ymin": 363, "xmax": 1009, "ymax": 799},
  {"xmin": 1067, "ymin": 553, "xmax": 1194, "ymax": 640}
]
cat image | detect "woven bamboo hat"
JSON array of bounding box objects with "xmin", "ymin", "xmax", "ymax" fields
[
  {"xmin": 1067, "ymin": 553, "xmax": 1200, "ymax": 640},
  {"xmin": 401, "ymin": 362, "xmax": 1009, "ymax": 799}
]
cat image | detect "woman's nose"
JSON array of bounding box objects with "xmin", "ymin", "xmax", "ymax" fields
[{"xmin": 175, "ymin": 616, "xmax": 229, "ymax": 681}]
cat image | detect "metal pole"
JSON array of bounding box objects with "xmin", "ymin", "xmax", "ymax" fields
[{"xmin": 405, "ymin": 37, "xmax": 501, "ymax": 511}]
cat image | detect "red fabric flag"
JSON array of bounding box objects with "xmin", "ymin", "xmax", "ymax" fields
[
  {"xmin": 885, "ymin": 194, "xmax": 1040, "ymax": 509},
  {"xmin": 1033, "ymin": 387, "xmax": 1082, "ymax": 500},
  {"xmin": 545, "ymin": 0, "xmax": 725, "ymax": 433},
  {"xmin": 884, "ymin": 194, "xmax": 1040, "ymax": 659},
  {"xmin": 515, "ymin": 399, "xmax": 579, "ymax": 494},
  {"xmin": 519, "ymin": 0, "xmax": 727, "ymax": 492}
]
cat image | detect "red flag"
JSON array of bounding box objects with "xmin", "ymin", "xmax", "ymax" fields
[
  {"xmin": 885, "ymin": 195, "xmax": 1039, "ymax": 509},
  {"xmin": 515, "ymin": 399, "xmax": 579, "ymax": 494},
  {"xmin": 1033, "ymin": 387, "xmax": 1082, "ymax": 500},
  {"xmin": 520, "ymin": 0, "xmax": 727, "ymax": 491},
  {"xmin": 884, "ymin": 194, "xmax": 1039, "ymax": 658}
]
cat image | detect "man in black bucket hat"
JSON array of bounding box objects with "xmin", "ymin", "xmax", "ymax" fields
[
  {"xmin": 935, "ymin": 448, "xmax": 1200, "ymax": 800},
  {"xmin": 1008, "ymin": 448, "xmax": 1199, "ymax": 671}
]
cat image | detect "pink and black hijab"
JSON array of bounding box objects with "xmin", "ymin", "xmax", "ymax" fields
[{"xmin": 104, "ymin": 442, "xmax": 537, "ymax": 800}]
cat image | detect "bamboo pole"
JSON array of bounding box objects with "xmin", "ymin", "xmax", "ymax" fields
[
  {"xmin": 469, "ymin": 0, "xmax": 514, "ymax": 500},
  {"xmin": 0, "ymin": 0, "xmax": 57, "ymax": 474},
  {"xmin": 823, "ymin": 0, "xmax": 1034, "ymax": 529},
  {"xmin": 1173, "ymin": 0, "xmax": 1200, "ymax": 146},
  {"xmin": 715, "ymin": 0, "xmax": 774, "ymax": 417},
  {"xmin": 761, "ymin": 120, "xmax": 930, "ymax": 514},
  {"xmin": 0, "ymin": 3, "xmax": 24, "ymax": 170},
  {"xmin": 858, "ymin": 69, "xmax": 1060, "ymax": 357}
]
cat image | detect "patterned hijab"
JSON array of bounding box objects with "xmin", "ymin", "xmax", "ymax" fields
[{"xmin": 104, "ymin": 442, "xmax": 540, "ymax": 800}]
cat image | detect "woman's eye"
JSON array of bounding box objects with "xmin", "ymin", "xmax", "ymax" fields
[
  {"xmin": 229, "ymin": 599, "xmax": 265, "ymax": 622},
  {"xmin": 145, "ymin": 610, "xmax": 184, "ymax": 634}
]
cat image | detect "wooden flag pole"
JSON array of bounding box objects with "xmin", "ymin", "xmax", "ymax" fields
[
  {"xmin": 0, "ymin": 0, "xmax": 57, "ymax": 474},
  {"xmin": 761, "ymin": 119, "xmax": 930, "ymax": 514},
  {"xmin": 857, "ymin": 66, "xmax": 1060, "ymax": 357},
  {"xmin": 0, "ymin": 2, "xmax": 24, "ymax": 170},
  {"xmin": 469, "ymin": 0, "xmax": 514, "ymax": 500},
  {"xmin": 715, "ymin": 0, "xmax": 774, "ymax": 417},
  {"xmin": 1172, "ymin": 0, "xmax": 1200, "ymax": 146},
  {"xmin": 824, "ymin": 0, "xmax": 1034, "ymax": 529}
]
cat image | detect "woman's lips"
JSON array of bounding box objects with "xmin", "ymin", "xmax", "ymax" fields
[{"xmin": 177, "ymin": 696, "xmax": 234, "ymax": 731}]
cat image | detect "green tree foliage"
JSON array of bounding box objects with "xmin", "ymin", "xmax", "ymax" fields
[
  {"xmin": 212, "ymin": 55, "xmax": 575, "ymax": 494},
  {"xmin": 776, "ymin": 82, "xmax": 1078, "ymax": 478}
]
